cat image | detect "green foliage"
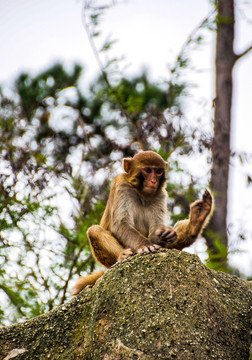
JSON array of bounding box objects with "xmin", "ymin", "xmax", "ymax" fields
[
  {"xmin": 0, "ymin": 2, "xmax": 215, "ymax": 325},
  {"xmin": 16, "ymin": 64, "xmax": 82, "ymax": 119},
  {"xmin": 0, "ymin": 60, "xmax": 209, "ymax": 325},
  {"xmin": 205, "ymin": 235, "xmax": 229, "ymax": 272}
]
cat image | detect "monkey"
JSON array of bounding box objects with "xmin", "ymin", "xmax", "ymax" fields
[{"xmin": 72, "ymin": 151, "xmax": 213, "ymax": 295}]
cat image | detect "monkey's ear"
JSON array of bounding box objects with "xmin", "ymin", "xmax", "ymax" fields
[{"xmin": 123, "ymin": 158, "xmax": 133, "ymax": 173}]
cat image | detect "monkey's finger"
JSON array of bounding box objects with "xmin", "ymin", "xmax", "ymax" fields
[
  {"xmin": 149, "ymin": 246, "xmax": 156, "ymax": 252},
  {"xmin": 138, "ymin": 245, "xmax": 160, "ymax": 255},
  {"xmin": 203, "ymin": 189, "xmax": 212, "ymax": 203},
  {"xmin": 155, "ymin": 229, "xmax": 164, "ymax": 236},
  {"xmin": 118, "ymin": 248, "xmax": 134, "ymax": 261},
  {"xmin": 124, "ymin": 248, "xmax": 134, "ymax": 256},
  {"xmin": 137, "ymin": 247, "xmax": 149, "ymax": 255},
  {"xmin": 203, "ymin": 188, "xmax": 210, "ymax": 197},
  {"xmin": 149, "ymin": 244, "xmax": 161, "ymax": 252},
  {"xmin": 165, "ymin": 232, "xmax": 177, "ymax": 241},
  {"xmin": 160, "ymin": 229, "xmax": 174, "ymax": 238},
  {"xmin": 165, "ymin": 235, "xmax": 177, "ymax": 243},
  {"xmin": 156, "ymin": 227, "xmax": 172, "ymax": 238},
  {"xmin": 158, "ymin": 227, "xmax": 176, "ymax": 239}
]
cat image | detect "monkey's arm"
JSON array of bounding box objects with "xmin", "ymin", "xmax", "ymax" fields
[
  {"xmin": 166, "ymin": 189, "xmax": 213, "ymax": 250},
  {"xmin": 112, "ymin": 221, "xmax": 156, "ymax": 253}
]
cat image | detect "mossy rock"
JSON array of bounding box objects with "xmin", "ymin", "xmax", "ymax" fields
[{"xmin": 0, "ymin": 250, "xmax": 251, "ymax": 360}]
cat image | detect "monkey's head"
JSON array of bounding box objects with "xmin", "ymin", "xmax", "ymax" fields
[{"xmin": 123, "ymin": 151, "xmax": 168, "ymax": 195}]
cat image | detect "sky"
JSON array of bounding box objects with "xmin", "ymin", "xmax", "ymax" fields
[{"xmin": 0, "ymin": 0, "xmax": 252, "ymax": 275}]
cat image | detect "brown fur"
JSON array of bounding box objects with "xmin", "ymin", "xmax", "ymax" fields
[{"xmin": 72, "ymin": 151, "xmax": 214, "ymax": 295}]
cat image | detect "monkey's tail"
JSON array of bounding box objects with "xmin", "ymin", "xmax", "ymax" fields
[{"xmin": 71, "ymin": 270, "xmax": 105, "ymax": 296}]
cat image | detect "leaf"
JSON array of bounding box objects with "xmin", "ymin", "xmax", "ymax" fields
[
  {"xmin": 100, "ymin": 39, "xmax": 118, "ymax": 52},
  {"xmin": 195, "ymin": 35, "xmax": 203, "ymax": 44},
  {"xmin": 247, "ymin": 175, "xmax": 252, "ymax": 186},
  {"xmin": 90, "ymin": 13, "xmax": 100, "ymax": 26},
  {"xmin": 91, "ymin": 31, "xmax": 100, "ymax": 37}
]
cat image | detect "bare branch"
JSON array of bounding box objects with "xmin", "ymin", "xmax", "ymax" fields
[
  {"xmin": 82, "ymin": 1, "xmax": 131, "ymax": 121},
  {"xmin": 234, "ymin": 45, "xmax": 252, "ymax": 64},
  {"xmin": 171, "ymin": 8, "xmax": 216, "ymax": 74}
]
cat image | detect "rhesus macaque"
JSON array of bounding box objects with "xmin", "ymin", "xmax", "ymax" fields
[{"xmin": 72, "ymin": 151, "xmax": 213, "ymax": 295}]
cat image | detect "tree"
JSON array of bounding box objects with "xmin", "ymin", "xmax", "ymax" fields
[
  {"xmin": 0, "ymin": 64, "xmax": 98, "ymax": 323},
  {"xmin": 3, "ymin": 0, "xmax": 251, "ymax": 325},
  {"xmin": 0, "ymin": 58, "xmax": 206, "ymax": 325},
  {"xmin": 207, "ymin": 0, "xmax": 252, "ymax": 270}
]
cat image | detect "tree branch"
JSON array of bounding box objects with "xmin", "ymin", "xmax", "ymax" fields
[
  {"xmin": 81, "ymin": 1, "xmax": 131, "ymax": 122},
  {"xmin": 234, "ymin": 45, "xmax": 252, "ymax": 64},
  {"xmin": 171, "ymin": 8, "xmax": 216, "ymax": 74}
]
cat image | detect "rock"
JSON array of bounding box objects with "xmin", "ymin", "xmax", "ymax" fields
[{"xmin": 0, "ymin": 249, "xmax": 251, "ymax": 360}]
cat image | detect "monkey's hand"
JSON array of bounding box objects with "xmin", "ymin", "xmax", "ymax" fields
[
  {"xmin": 149, "ymin": 225, "xmax": 177, "ymax": 247},
  {"xmin": 137, "ymin": 244, "xmax": 161, "ymax": 255},
  {"xmin": 118, "ymin": 248, "xmax": 134, "ymax": 262},
  {"xmin": 156, "ymin": 226, "xmax": 177, "ymax": 242}
]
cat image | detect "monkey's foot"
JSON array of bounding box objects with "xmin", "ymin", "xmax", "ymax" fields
[
  {"xmin": 118, "ymin": 248, "xmax": 134, "ymax": 262},
  {"xmin": 190, "ymin": 189, "xmax": 212, "ymax": 221},
  {"xmin": 137, "ymin": 244, "xmax": 161, "ymax": 255}
]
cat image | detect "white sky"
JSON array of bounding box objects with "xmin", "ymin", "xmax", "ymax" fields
[{"xmin": 0, "ymin": 0, "xmax": 252, "ymax": 275}]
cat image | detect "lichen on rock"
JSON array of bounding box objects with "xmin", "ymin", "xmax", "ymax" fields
[{"xmin": 0, "ymin": 249, "xmax": 251, "ymax": 360}]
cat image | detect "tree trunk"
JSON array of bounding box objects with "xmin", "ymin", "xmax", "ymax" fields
[{"xmin": 207, "ymin": 0, "xmax": 236, "ymax": 268}]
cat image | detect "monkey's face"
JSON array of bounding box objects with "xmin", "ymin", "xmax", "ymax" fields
[
  {"xmin": 141, "ymin": 166, "xmax": 164, "ymax": 194},
  {"xmin": 123, "ymin": 151, "xmax": 168, "ymax": 193}
]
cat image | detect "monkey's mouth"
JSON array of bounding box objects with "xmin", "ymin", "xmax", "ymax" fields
[{"xmin": 144, "ymin": 186, "xmax": 157, "ymax": 193}]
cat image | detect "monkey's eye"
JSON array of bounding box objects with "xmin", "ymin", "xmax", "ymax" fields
[
  {"xmin": 155, "ymin": 168, "xmax": 163, "ymax": 175},
  {"xmin": 144, "ymin": 167, "xmax": 152, "ymax": 173}
]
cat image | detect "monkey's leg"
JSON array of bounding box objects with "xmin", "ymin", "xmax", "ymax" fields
[
  {"xmin": 167, "ymin": 189, "xmax": 213, "ymax": 250},
  {"xmin": 72, "ymin": 225, "xmax": 131, "ymax": 296},
  {"xmin": 87, "ymin": 225, "xmax": 132, "ymax": 268}
]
